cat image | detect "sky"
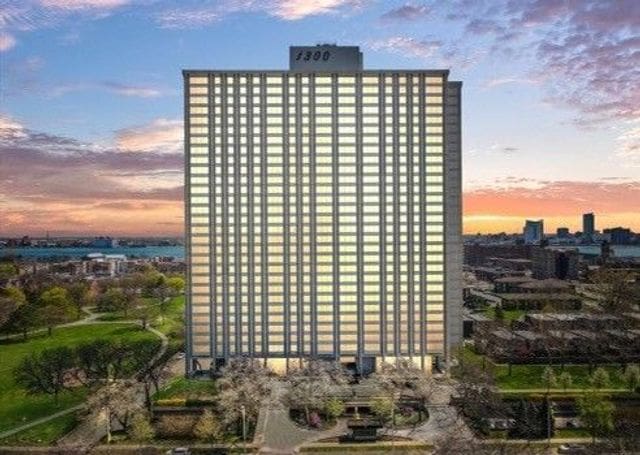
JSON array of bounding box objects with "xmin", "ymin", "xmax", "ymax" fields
[{"xmin": 0, "ymin": 0, "xmax": 638, "ymax": 237}]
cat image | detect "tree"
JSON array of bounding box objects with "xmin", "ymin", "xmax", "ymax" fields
[
  {"xmin": 451, "ymin": 361, "xmax": 507, "ymax": 436},
  {"xmin": 541, "ymin": 366, "xmax": 557, "ymax": 392},
  {"xmin": 577, "ymin": 392, "xmax": 615, "ymax": 443},
  {"xmin": 65, "ymin": 282, "xmax": 91, "ymax": 320},
  {"xmin": 494, "ymin": 305, "xmax": 505, "ymax": 322},
  {"xmin": 283, "ymin": 360, "xmax": 350, "ymax": 426},
  {"xmin": 166, "ymin": 276, "xmax": 185, "ymax": 295},
  {"xmin": 558, "ymin": 371, "xmax": 573, "ymax": 391},
  {"xmin": 621, "ymin": 365, "xmax": 640, "ymax": 393},
  {"xmin": 591, "ymin": 267, "xmax": 639, "ymax": 314},
  {"xmin": 14, "ymin": 347, "xmax": 74, "ymax": 404},
  {"xmin": 87, "ymin": 380, "xmax": 142, "ymax": 443},
  {"xmin": 216, "ymin": 358, "xmax": 272, "ymax": 434},
  {"xmin": 97, "ymin": 287, "xmax": 130, "ymax": 316},
  {"xmin": 362, "ymin": 359, "xmax": 434, "ymax": 425},
  {"xmin": 130, "ymin": 298, "xmax": 158, "ymax": 329},
  {"xmin": 590, "ymin": 367, "xmax": 611, "ymax": 390},
  {"xmin": 0, "ymin": 286, "xmax": 26, "ymax": 331},
  {"xmin": 370, "ymin": 397, "xmax": 394, "ymax": 423},
  {"xmin": 193, "ymin": 409, "xmax": 222, "ymax": 442},
  {"xmin": 38, "ymin": 286, "xmax": 74, "ymax": 335},
  {"xmin": 0, "ymin": 262, "xmax": 18, "ymax": 281},
  {"xmin": 324, "ymin": 398, "xmax": 345, "ymax": 420},
  {"xmin": 75, "ymin": 338, "xmax": 157, "ymax": 384},
  {"xmin": 128, "ymin": 412, "xmax": 155, "ymax": 442}
]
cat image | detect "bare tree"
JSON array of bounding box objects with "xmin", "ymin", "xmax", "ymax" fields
[
  {"xmin": 216, "ymin": 358, "xmax": 272, "ymax": 433},
  {"xmin": 283, "ymin": 360, "xmax": 350, "ymax": 426},
  {"xmin": 86, "ymin": 380, "xmax": 142, "ymax": 443}
]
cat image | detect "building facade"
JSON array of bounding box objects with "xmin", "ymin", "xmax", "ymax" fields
[
  {"xmin": 523, "ymin": 219, "xmax": 544, "ymax": 245},
  {"xmin": 582, "ymin": 213, "xmax": 595, "ymax": 237},
  {"xmin": 183, "ymin": 45, "xmax": 462, "ymax": 375}
]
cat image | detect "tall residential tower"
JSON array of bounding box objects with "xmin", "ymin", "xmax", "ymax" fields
[{"xmin": 184, "ymin": 45, "xmax": 462, "ymax": 375}]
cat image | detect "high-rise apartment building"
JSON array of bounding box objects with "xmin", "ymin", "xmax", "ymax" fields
[
  {"xmin": 582, "ymin": 212, "xmax": 595, "ymax": 240},
  {"xmin": 183, "ymin": 45, "xmax": 462, "ymax": 375},
  {"xmin": 523, "ymin": 219, "xmax": 544, "ymax": 245}
]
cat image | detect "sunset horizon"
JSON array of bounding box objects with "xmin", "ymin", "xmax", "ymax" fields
[{"xmin": 1, "ymin": 0, "xmax": 638, "ymax": 238}]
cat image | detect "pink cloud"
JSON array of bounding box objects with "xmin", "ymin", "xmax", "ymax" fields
[{"xmin": 0, "ymin": 32, "xmax": 16, "ymax": 52}]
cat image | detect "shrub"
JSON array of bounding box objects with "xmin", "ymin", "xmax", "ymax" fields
[{"xmin": 155, "ymin": 398, "xmax": 187, "ymax": 407}]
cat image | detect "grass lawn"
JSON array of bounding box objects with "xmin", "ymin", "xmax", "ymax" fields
[
  {"xmin": 0, "ymin": 324, "xmax": 160, "ymax": 434},
  {"xmin": 152, "ymin": 295, "xmax": 185, "ymax": 353},
  {"xmin": 154, "ymin": 376, "xmax": 215, "ymax": 401},
  {"xmin": 0, "ymin": 413, "xmax": 78, "ymax": 446},
  {"xmin": 459, "ymin": 346, "xmax": 633, "ymax": 391},
  {"xmin": 483, "ymin": 307, "xmax": 527, "ymax": 323},
  {"xmin": 554, "ymin": 428, "xmax": 591, "ymax": 438}
]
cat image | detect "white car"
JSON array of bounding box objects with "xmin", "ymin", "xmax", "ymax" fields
[
  {"xmin": 558, "ymin": 444, "xmax": 587, "ymax": 454},
  {"xmin": 166, "ymin": 448, "xmax": 190, "ymax": 455}
]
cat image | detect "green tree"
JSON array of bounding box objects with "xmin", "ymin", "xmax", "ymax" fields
[
  {"xmin": 558, "ymin": 371, "xmax": 573, "ymax": 391},
  {"xmin": 494, "ymin": 305, "xmax": 505, "ymax": 322},
  {"xmin": 97, "ymin": 287, "xmax": 130, "ymax": 315},
  {"xmin": 541, "ymin": 366, "xmax": 558, "ymax": 392},
  {"xmin": 166, "ymin": 276, "xmax": 185, "ymax": 295},
  {"xmin": 193, "ymin": 409, "xmax": 222, "ymax": 442},
  {"xmin": 0, "ymin": 262, "xmax": 18, "ymax": 280},
  {"xmin": 0, "ymin": 286, "xmax": 26, "ymax": 331},
  {"xmin": 324, "ymin": 398, "xmax": 345, "ymax": 420},
  {"xmin": 128, "ymin": 412, "xmax": 155, "ymax": 442},
  {"xmin": 621, "ymin": 365, "xmax": 640, "ymax": 393},
  {"xmin": 370, "ymin": 397, "xmax": 395, "ymax": 423},
  {"xmin": 577, "ymin": 392, "xmax": 615, "ymax": 443},
  {"xmin": 38, "ymin": 286, "xmax": 74, "ymax": 335},
  {"xmin": 14, "ymin": 346, "xmax": 75, "ymax": 404},
  {"xmin": 65, "ymin": 282, "xmax": 91, "ymax": 320},
  {"xmin": 130, "ymin": 298, "xmax": 158, "ymax": 329},
  {"xmin": 590, "ymin": 367, "xmax": 611, "ymax": 390}
]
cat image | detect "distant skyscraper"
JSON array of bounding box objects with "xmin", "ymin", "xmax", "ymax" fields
[
  {"xmin": 183, "ymin": 44, "xmax": 462, "ymax": 375},
  {"xmin": 582, "ymin": 212, "xmax": 595, "ymax": 240},
  {"xmin": 523, "ymin": 220, "xmax": 544, "ymax": 245}
]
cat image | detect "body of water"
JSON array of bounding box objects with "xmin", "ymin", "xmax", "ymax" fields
[
  {"xmin": 0, "ymin": 246, "xmax": 185, "ymax": 260},
  {"xmin": 574, "ymin": 245, "xmax": 640, "ymax": 258},
  {"xmin": 1, "ymin": 244, "xmax": 639, "ymax": 260}
]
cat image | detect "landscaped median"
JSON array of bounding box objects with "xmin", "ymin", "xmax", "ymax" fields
[
  {"xmin": 0, "ymin": 323, "xmax": 161, "ymax": 444},
  {"xmin": 299, "ymin": 440, "xmax": 431, "ymax": 453}
]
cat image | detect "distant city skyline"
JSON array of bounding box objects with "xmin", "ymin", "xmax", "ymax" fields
[{"xmin": 1, "ymin": 1, "xmax": 638, "ymax": 236}]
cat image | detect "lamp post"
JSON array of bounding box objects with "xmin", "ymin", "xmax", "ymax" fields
[{"xmin": 241, "ymin": 405, "xmax": 246, "ymax": 453}]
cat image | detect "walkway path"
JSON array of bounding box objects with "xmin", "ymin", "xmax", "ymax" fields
[{"xmin": 255, "ymin": 381, "xmax": 349, "ymax": 454}]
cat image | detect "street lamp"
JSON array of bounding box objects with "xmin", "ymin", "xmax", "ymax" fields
[{"xmin": 241, "ymin": 405, "xmax": 246, "ymax": 453}]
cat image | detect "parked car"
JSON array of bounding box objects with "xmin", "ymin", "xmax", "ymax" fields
[{"xmin": 166, "ymin": 448, "xmax": 190, "ymax": 455}]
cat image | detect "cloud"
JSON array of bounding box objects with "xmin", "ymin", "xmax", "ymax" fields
[
  {"xmin": 0, "ymin": 32, "xmax": 16, "ymax": 51},
  {"xmin": 465, "ymin": 180, "xmax": 640, "ymax": 218},
  {"xmin": 369, "ymin": 36, "xmax": 441, "ymax": 59},
  {"xmin": 0, "ymin": 117, "xmax": 186, "ymax": 236},
  {"xmin": 616, "ymin": 120, "xmax": 640, "ymax": 166},
  {"xmin": 39, "ymin": 0, "xmax": 130, "ymax": 10},
  {"xmin": 268, "ymin": 0, "xmax": 365, "ymax": 20},
  {"xmin": 101, "ymin": 81, "xmax": 163, "ymax": 98},
  {"xmin": 114, "ymin": 118, "xmax": 183, "ymax": 153},
  {"xmin": 47, "ymin": 81, "xmax": 167, "ymax": 98},
  {"xmin": 483, "ymin": 77, "xmax": 540, "ymax": 89},
  {"xmin": 154, "ymin": 7, "xmax": 220, "ymax": 29},
  {"xmin": 154, "ymin": 0, "xmax": 365, "ymax": 28},
  {"xmin": 380, "ymin": 4, "xmax": 430, "ymax": 22}
]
